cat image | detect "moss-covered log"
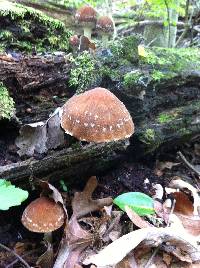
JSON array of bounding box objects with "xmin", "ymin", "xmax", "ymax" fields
[
  {"xmin": 0, "ymin": 1, "xmax": 72, "ymax": 53},
  {"xmin": 0, "ymin": 6, "xmax": 200, "ymax": 185}
]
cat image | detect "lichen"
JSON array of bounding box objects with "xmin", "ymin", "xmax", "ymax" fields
[
  {"xmin": 0, "ymin": 2, "xmax": 72, "ymax": 53},
  {"xmin": 0, "ymin": 82, "xmax": 15, "ymax": 120},
  {"xmin": 69, "ymin": 52, "xmax": 96, "ymax": 94}
]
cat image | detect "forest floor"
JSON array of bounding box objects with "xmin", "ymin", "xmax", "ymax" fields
[{"xmin": 0, "ymin": 135, "xmax": 199, "ymax": 267}]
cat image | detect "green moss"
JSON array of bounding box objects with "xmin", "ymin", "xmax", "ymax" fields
[
  {"xmin": 0, "ymin": 1, "xmax": 72, "ymax": 53},
  {"xmin": 110, "ymin": 35, "xmax": 140, "ymax": 63},
  {"xmin": 142, "ymin": 47, "xmax": 200, "ymax": 76},
  {"xmin": 123, "ymin": 70, "xmax": 144, "ymax": 88},
  {"xmin": 140, "ymin": 128, "xmax": 156, "ymax": 145},
  {"xmin": 156, "ymin": 112, "xmax": 177, "ymax": 124},
  {"xmin": 69, "ymin": 52, "xmax": 96, "ymax": 94},
  {"xmin": 0, "ymin": 82, "xmax": 15, "ymax": 120}
]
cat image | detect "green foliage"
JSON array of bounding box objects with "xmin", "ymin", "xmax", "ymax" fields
[
  {"xmin": 69, "ymin": 52, "xmax": 96, "ymax": 93},
  {"xmin": 0, "ymin": 1, "xmax": 72, "ymax": 53},
  {"xmin": 0, "ymin": 83, "xmax": 15, "ymax": 120},
  {"xmin": 0, "ymin": 179, "xmax": 29, "ymax": 210},
  {"xmin": 113, "ymin": 192, "xmax": 155, "ymax": 216}
]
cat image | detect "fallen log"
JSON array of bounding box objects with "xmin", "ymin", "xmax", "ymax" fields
[{"xmin": 0, "ymin": 36, "xmax": 200, "ymax": 186}]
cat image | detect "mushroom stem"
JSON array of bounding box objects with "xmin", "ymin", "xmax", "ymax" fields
[
  {"xmin": 44, "ymin": 232, "xmax": 52, "ymax": 243},
  {"xmin": 101, "ymin": 33, "xmax": 109, "ymax": 47},
  {"xmin": 83, "ymin": 27, "xmax": 92, "ymax": 39}
]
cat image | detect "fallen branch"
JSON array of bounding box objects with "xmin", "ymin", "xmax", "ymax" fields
[{"xmin": 177, "ymin": 151, "xmax": 200, "ymax": 178}]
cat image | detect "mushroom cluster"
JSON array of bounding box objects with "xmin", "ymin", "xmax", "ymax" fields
[
  {"xmin": 75, "ymin": 5, "xmax": 114, "ymax": 47},
  {"xmin": 61, "ymin": 87, "xmax": 134, "ymax": 143}
]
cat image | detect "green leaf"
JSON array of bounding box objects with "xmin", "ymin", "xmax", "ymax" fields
[
  {"xmin": 0, "ymin": 179, "xmax": 29, "ymax": 210},
  {"xmin": 113, "ymin": 192, "xmax": 155, "ymax": 216}
]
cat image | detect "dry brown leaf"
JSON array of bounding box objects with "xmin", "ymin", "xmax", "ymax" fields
[
  {"xmin": 36, "ymin": 241, "xmax": 53, "ymax": 268},
  {"xmin": 83, "ymin": 227, "xmax": 200, "ymax": 267},
  {"xmin": 162, "ymin": 252, "xmax": 172, "ymax": 266},
  {"xmin": 72, "ymin": 176, "xmax": 113, "ymax": 219},
  {"xmin": 40, "ymin": 180, "xmax": 68, "ymax": 217},
  {"xmin": 54, "ymin": 177, "xmax": 114, "ymax": 268},
  {"xmin": 125, "ymin": 205, "xmax": 152, "ymax": 228},
  {"xmin": 173, "ymin": 192, "xmax": 194, "ymax": 216},
  {"xmin": 175, "ymin": 213, "xmax": 200, "ymax": 236},
  {"xmin": 169, "ymin": 178, "xmax": 200, "ymax": 216},
  {"xmin": 116, "ymin": 253, "xmax": 138, "ymax": 268},
  {"xmin": 154, "ymin": 161, "xmax": 180, "ymax": 176}
]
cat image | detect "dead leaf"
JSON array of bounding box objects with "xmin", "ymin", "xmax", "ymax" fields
[
  {"xmin": 72, "ymin": 176, "xmax": 113, "ymax": 219},
  {"xmin": 172, "ymin": 192, "xmax": 194, "ymax": 216},
  {"xmin": 54, "ymin": 177, "xmax": 114, "ymax": 268},
  {"xmin": 125, "ymin": 205, "xmax": 152, "ymax": 228},
  {"xmin": 83, "ymin": 227, "xmax": 200, "ymax": 267},
  {"xmin": 40, "ymin": 180, "xmax": 68, "ymax": 217},
  {"xmin": 15, "ymin": 108, "xmax": 65, "ymax": 157},
  {"xmin": 116, "ymin": 253, "xmax": 138, "ymax": 268},
  {"xmin": 53, "ymin": 216, "xmax": 92, "ymax": 268},
  {"xmin": 175, "ymin": 213, "xmax": 200, "ymax": 236},
  {"xmin": 36, "ymin": 241, "xmax": 54, "ymax": 268},
  {"xmin": 169, "ymin": 178, "xmax": 200, "ymax": 216},
  {"xmin": 154, "ymin": 161, "xmax": 180, "ymax": 176},
  {"xmin": 162, "ymin": 252, "xmax": 172, "ymax": 266}
]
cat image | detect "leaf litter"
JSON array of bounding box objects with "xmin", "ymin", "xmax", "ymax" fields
[{"xmin": 1, "ymin": 137, "xmax": 200, "ymax": 267}]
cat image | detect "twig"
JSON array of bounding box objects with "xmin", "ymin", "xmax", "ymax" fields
[
  {"xmin": 0, "ymin": 243, "xmax": 31, "ymax": 268},
  {"xmin": 6, "ymin": 248, "xmax": 41, "ymax": 268},
  {"xmin": 177, "ymin": 151, "xmax": 200, "ymax": 177}
]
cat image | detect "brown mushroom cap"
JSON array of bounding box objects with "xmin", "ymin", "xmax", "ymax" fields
[
  {"xmin": 21, "ymin": 197, "xmax": 64, "ymax": 233},
  {"xmin": 75, "ymin": 5, "xmax": 97, "ymax": 27},
  {"xmin": 61, "ymin": 87, "xmax": 134, "ymax": 143},
  {"xmin": 96, "ymin": 16, "xmax": 114, "ymax": 34}
]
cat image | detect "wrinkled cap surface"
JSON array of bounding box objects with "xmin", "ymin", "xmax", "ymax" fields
[
  {"xmin": 96, "ymin": 16, "xmax": 114, "ymax": 33},
  {"xmin": 21, "ymin": 197, "xmax": 64, "ymax": 233},
  {"xmin": 61, "ymin": 87, "xmax": 134, "ymax": 143},
  {"xmin": 75, "ymin": 6, "xmax": 97, "ymax": 24}
]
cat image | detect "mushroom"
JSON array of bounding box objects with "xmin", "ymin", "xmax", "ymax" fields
[
  {"xmin": 21, "ymin": 196, "xmax": 64, "ymax": 242},
  {"xmin": 61, "ymin": 87, "xmax": 134, "ymax": 143},
  {"xmin": 75, "ymin": 5, "xmax": 97, "ymax": 40},
  {"xmin": 96, "ymin": 16, "xmax": 114, "ymax": 47}
]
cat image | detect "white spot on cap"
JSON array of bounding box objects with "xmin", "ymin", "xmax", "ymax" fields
[
  {"xmin": 110, "ymin": 126, "xmax": 112, "ymax": 131},
  {"xmin": 103, "ymin": 127, "xmax": 106, "ymax": 132},
  {"xmin": 84, "ymin": 123, "xmax": 88, "ymax": 127},
  {"xmin": 91, "ymin": 123, "xmax": 95, "ymax": 127},
  {"xmin": 94, "ymin": 115, "xmax": 98, "ymax": 120},
  {"xmin": 117, "ymin": 124, "xmax": 121, "ymax": 128},
  {"xmin": 76, "ymin": 119, "xmax": 80, "ymax": 123}
]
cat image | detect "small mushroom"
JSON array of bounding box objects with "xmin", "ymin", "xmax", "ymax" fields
[
  {"xmin": 75, "ymin": 5, "xmax": 97, "ymax": 40},
  {"xmin": 21, "ymin": 196, "xmax": 64, "ymax": 242},
  {"xmin": 61, "ymin": 87, "xmax": 134, "ymax": 143},
  {"xmin": 96, "ymin": 16, "xmax": 114, "ymax": 47}
]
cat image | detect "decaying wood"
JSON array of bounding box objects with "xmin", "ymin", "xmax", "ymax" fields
[
  {"xmin": 0, "ymin": 141, "xmax": 128, "ymax": 186},
  {"xmin": 0, "ymin": 51, "xmax": 200, "ymax": 185}
]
